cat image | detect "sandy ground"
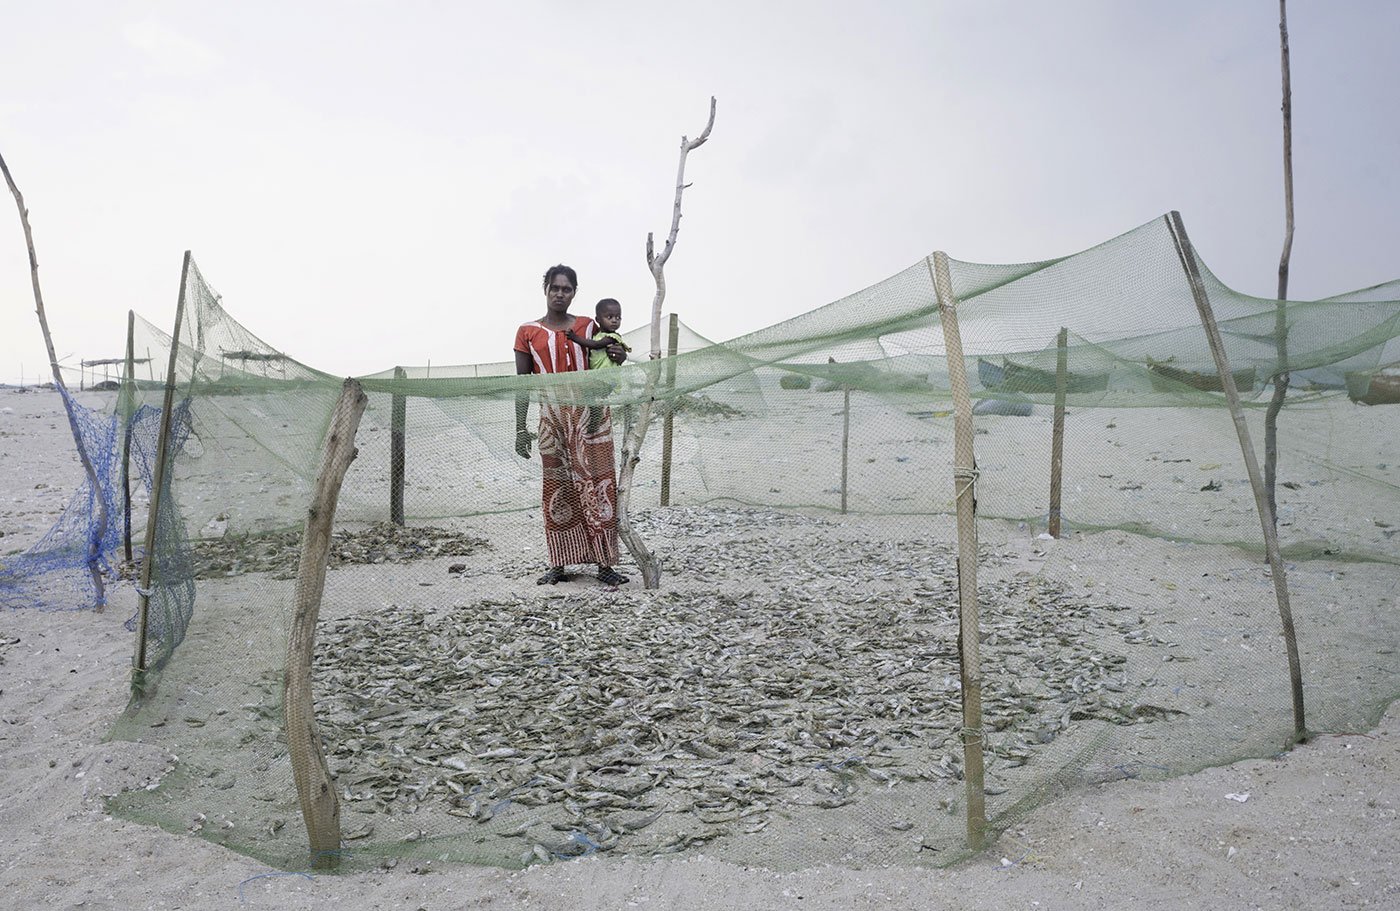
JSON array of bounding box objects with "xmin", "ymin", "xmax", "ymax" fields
[{"xmin": 1, "ymin": 386, "xmax": 1397, "ymax": 910}]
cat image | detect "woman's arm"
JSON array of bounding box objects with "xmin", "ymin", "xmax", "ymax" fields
[{"xmin": 514, "ymin": 350, "xmax": 533, "ymax": 457}]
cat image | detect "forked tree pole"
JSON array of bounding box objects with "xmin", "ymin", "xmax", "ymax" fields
[
  {"xmin": 928, "ymin": 251, "xmax": 987, "ymax": 850},
  {"xmin": 1, "ymin": 149, "xmax": 109, "ymax": 609},
  {"xmin": 1167, "ymin": 211, "xmax": 1306, "ymax": 743},
  {"xmin": 659, "ymin": 313, "xmax": 680, "ymax": 506},
  {"xmin": 390, "ymin": 366, "xmax": 407, "ymax": 525},
  {"xmin": 1263, "ymin": 0, "xmax": 1294, "ymax": 525},
  {"xmin": 122, "ymin": 310, "xmax": 136, "ymax": 564},
  {"xmin": 285, "ymin": 378, "xmax": 367, "ymax": 869},
  {"xmin": 617, "ymin": 96, "xmax": 716, "ymax": 589},
  {"xmin": 133, "ymin": 253, "xmax": 191, "ymax": 686},
  {"xmin": 1048, "ymin": 327, "xmax": 1069, "ymax": 537}
]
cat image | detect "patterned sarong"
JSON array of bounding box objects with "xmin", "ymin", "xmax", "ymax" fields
[{"xmin": 537, "ymin": 401, "xmax": 620, "ymax": 566}]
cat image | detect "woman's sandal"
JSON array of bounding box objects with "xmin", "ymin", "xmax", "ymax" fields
[
  {"xmin": 597, "ymin": 567, "xmax": 629, "ymax": 587},
  {"xmin": 537, "ymin": 566, "xmax": 568, "ymax": 585}
]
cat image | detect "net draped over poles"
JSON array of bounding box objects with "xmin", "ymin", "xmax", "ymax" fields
[
  {"xmin": 0, "ymin": 387, "xmax": 123, "ymax": 612},
  {"xmin": 79, "ymin": 214, "xmax": 1400, "ymax": 869}
]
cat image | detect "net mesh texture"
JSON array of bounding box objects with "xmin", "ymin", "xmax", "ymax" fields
[{"xmin": 19, "ymin": 212, "xmax": 1389, "ymax": 871}]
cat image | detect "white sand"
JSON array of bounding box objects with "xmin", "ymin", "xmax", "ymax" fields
[{"xmin": 1, "ymin": 386, "xmax": 1397, "ymax": 910}]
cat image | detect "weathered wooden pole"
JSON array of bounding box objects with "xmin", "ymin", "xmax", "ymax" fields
[
  {"xmin": 1048, "ymin": 327, "xmax": 1069, "ymax": 538},
  {"xmin": 928, "ymin": 251, "xmax": 986, "ymax": 849},
  {"xmin": 122, "ymin": 310, "xmax": 136, "ymax": 564},
  {"xmin": 1264, "ymin": 0, "xmax": 1295, "ymax": 525},
  {"xmin": 2, "ymin": 148, "xmax": 109, "ymax": 610},
  {"xmin": 390, "ymin": 366, "xmax": 406, "ymax": 525},
  {"xmin": 830, "ymin": 356, "xmax": 851, "ymax": 514},
  {"xmin": 1166, "ymin": 211, "xmax": 1306, "ymax": 743},
  {"xmin": 659, "ymin": 313, "xmax": 680, "ymax": 506},
  {"xmin": 133, "ymin": 252, "xmax": 191, "ymax": 689},
  {"xmin": 841, "ymin": 385, "xmax": 851, "ymax": 515},
  {"xmin": 285, "ymin": 377, "xmax": 367, "ymax": 870}
]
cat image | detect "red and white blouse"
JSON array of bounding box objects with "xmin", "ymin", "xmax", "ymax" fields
[{"xmin": 513, "ymin": 316, "xmax": 597, "ymax": 375}]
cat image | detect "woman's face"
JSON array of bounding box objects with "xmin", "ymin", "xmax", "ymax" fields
[{"xmin": 544, "ymin": 273, "xmax": 576, "ymax": 315}]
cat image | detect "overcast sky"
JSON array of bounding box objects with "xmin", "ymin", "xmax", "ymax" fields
[{"xmin": 2, "ymin": 1, "xmax": 1397, "ymax": 385}]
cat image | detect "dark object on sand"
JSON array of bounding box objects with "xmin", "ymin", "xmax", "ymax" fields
[
  {"xmin": 1345, "ymin": 371, "xmax": 1400, "ymax": 406},
  {"xmin": 977, "ymin": 357, "xmax": 1108, "ymax": 394},
  {"xmin": 972, "ymin": 397, "xmax": 1034, "ymax": 417},
  {"xmin": 1147, "ymin": 359, "xmax": 1257, "ymax": 393},
  {"xmin": 779, "ymin": 374, "xmax": 812, "ymax": 390}
]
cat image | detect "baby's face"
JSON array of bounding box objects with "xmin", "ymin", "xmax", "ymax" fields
[{"xmin": 596, "ymin": 307, "xmax": 623, "ymax": 333}]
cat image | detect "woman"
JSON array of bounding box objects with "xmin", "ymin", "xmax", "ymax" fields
[{"xmin": 513, "ymin": 264, "xmax": 629, "ymax": 586}]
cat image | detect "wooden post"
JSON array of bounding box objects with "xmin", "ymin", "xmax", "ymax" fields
[
  {"xmin": 285, "ymin": 378, "xmax": 366, "ymax": 870},
  {"xmin": 1048, "ymin": 327, "xmax": 1069, "ymax": 538},
  {"xmin": 390, "ymin": 366, "xmax": 406, "ymax": 526},
  {"xmin": 122, "ymin": 311, "xmax": 136, "ymax": 564},
  {"xmin": 928, "ymin": 251, "xmax": 986, "ymax": 850},
  {"xmin": 841, "ymin": 386, "xmax": 851, "ymax": 514},
  {"xmin": 829, "ymin": 356, "xmax": 851, "ymax": 514},
  {"xmin": 1264, "ymin": 0, "xmax": 1295, "ymax": 525},
  {"xmin": 660, "ymin": 313, "xmax": 680, "ymax": 506},
  {"xmin": 133, "ymin": 253, "xmax": 191, "ymax": 688},
  {"xmin": 1166, "ymin": 211, "xmax": 1306, "ymax": 743}
]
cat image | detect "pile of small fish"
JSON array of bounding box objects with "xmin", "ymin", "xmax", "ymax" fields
[
  {"xmin": 665, "ymin": 393, "xmax": 745, "ymax": 419},
  {"xmin": 307, "ymin": 506, "xmax": 1166, "ymax": 863},
  {"xmin": 193, "ymin": 522, "xmax": 489, "ymax": 580}
]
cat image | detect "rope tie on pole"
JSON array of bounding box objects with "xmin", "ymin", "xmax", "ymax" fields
[{"xmin": 954, "ymin": 465, "xmax": 980, "ymax": 500}]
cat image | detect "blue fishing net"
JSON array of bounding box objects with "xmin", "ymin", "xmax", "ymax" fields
[
  {"xmin": 0, "ymin": 387, "xmax": 195, "ymax": 674},
  {"xmin": 0, "ymin": 386, "xmax": 122, "ymax": 611}
]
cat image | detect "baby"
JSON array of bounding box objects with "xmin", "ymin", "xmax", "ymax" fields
[
  {"xmin": 566, "ymin": 298, "xmax": 630, "ymax": 369},
  {"xmin": 566, "ymin": 298, "xmax": 631, "ymax": 431}
]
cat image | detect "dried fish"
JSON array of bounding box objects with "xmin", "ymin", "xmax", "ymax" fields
[
  {"xmin": 192, "ymin": 522, "xmax": 489, "ymax": 580},
  {"xmin": 294, "ymin": 505, "xmax": 1173, "ymax": 860}
]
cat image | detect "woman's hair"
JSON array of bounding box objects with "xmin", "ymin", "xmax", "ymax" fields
[{"xmin": 541, "ymin": 264, "xmax": 578, "ymax": 290}]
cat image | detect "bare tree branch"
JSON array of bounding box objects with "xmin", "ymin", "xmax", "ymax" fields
[
  {"xmin": 648, "ymin": 96, "xmax": 717, "ymax": 299},
  {"xmin": 616, "ymin": 96, "xmax": 717, "ymax": 589}
]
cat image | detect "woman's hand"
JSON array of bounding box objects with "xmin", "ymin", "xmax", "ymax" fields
[
  {"xmin": 605, "ymin": 343, "xmax": 627, "ymax": 365},
  {"xmin": 515, "ymin": 428, "xmax": 533, "ymax": 458}
]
